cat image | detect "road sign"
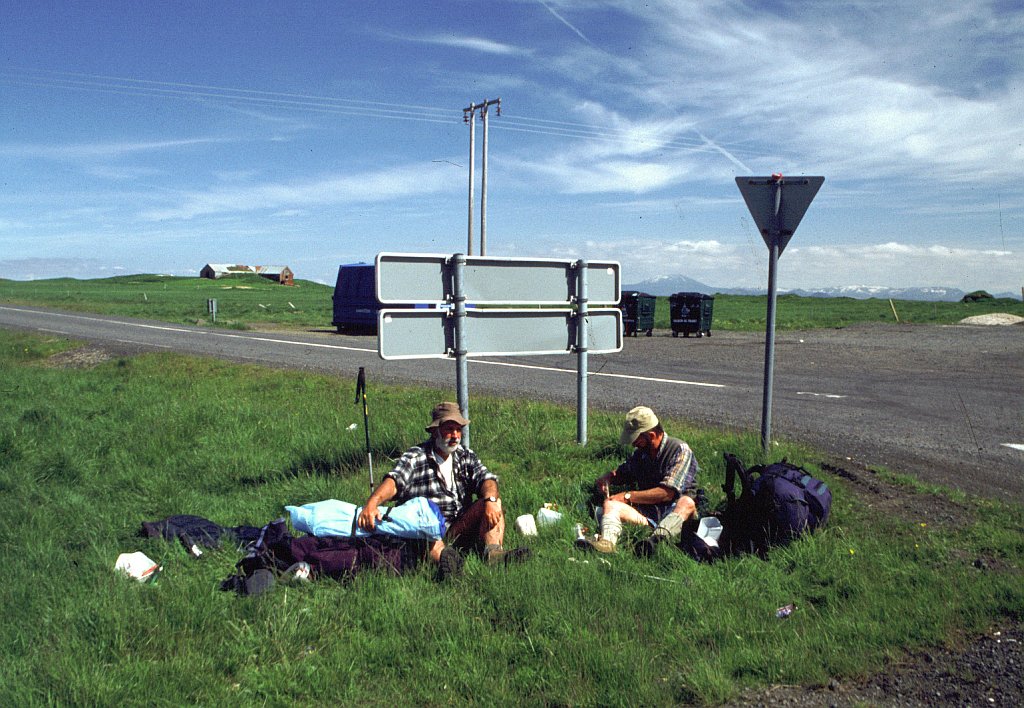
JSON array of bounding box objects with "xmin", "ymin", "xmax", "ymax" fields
[
  {"xmin": 735, "ymin": 174, "xmax": 825, "ymax": 453},
  {"xmin": 375, "ymin": 253, "xmax": 620, "ymax": 305},
  {"xmin": 736, "ymin": 176, "xmax": 824, "ymax": 254},
  {"xmin": 378, "ymin": 307, "xmax": 622, "ymax": 360}
]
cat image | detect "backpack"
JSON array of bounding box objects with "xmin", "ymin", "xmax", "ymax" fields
[{"xmin": 719, "ymin": 453, "xmax": 832, "ymax": 556}]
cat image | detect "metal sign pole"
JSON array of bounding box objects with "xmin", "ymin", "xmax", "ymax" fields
[
  {"xmin": 452, "ymin": 254, "xmax": 470, "ymax": 448},
  {"xmin": 576, "ymin": 260, "xmax": 589, "ymax": 445},
  {"xmin": 736, "ymin": 174, "xmax": 823, "ymax": 454},
  {"xmin": 761, "ymin": 240, "xmax": 780, "ymax": 452},
  {"xmin": 761, "ymin": 177, "xmax": 782, "ymax": 452}
]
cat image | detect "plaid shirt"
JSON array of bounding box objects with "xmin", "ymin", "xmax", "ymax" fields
[
  {"xmin": 385, "ymin": 440, "xmax": 497, "ymax": 523},
  {"xmin": 614, "ymin": 435, "xmax": 698, "ymax": 499}
]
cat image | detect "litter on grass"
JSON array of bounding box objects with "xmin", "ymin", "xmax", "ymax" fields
[{"xmin": 115, "ymin": 552, "xmax": 162, "ymax": 583}]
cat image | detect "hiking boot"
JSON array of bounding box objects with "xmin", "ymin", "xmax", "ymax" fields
[
  {"xmin": 635, "ymin": 534, "xmax": 665, "ymax": 558},
  {"xmin": 486, "ymin": 546, "xmax": 532, "ymax": 567},
  {"xmin": 437, "ymin": 547, "xmax": 464, "ymax": 582},
  {"xmin": 587, "ymin": 538, "xmax": 617, "ymax": 554}
]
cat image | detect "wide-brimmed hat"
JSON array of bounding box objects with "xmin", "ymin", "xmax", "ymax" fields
[
  {"xmin": 620, "ymin": 406, "xmax": 659, "ymax": 446},
  {"xmin": 425, "ymin": 402, "xmax": 470, "ymax": 432}
]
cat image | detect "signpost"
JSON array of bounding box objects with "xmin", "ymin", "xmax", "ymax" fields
[
  {"xmin": 736, "ymin": 175, "xmax": 824, "ymax": 452},
  {"xmin": 376, "ymin": 253, "xmax": 622, "ymax": 445}
]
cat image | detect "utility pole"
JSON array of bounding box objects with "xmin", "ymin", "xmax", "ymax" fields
[
  {"xmin": 479, "ymin": 98, "xmax": 500, "ymax": 256},
  {"xmin": 463, "ymin": 98, "xmax": 500, "ymax": 257},
  {"xmin": 463, "ymin": 102, "xmax": 478, "ymax": 256}
]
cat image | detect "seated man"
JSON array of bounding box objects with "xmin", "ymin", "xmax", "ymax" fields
[
  {"xmin": 589, "ymin": 405, "xmax": 699, "ymax": 555},
  {"xmin": 357, "ymin": 402, "xmax": 530, "ymax": 576}
]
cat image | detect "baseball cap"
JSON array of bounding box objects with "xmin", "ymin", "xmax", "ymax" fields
[{"xmin": 620, "ymin": 406, "xmax": 659, "ymax": 446}]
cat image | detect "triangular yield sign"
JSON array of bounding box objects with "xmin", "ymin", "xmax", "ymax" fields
[{"xmin": 736, "ymin": 176, "xmax": 824, "ymax": 255}]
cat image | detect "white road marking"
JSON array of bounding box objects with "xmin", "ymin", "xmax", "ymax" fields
[
  {"xmin": 116, "ymin": 339, "xmax": 171, "ymax": 348},
  {"xmin": 1002, "ymin": 444, "xmax": 1024, "ymax": 452},
  {"xmin": 473, "ymin": 359, "xmax": 726, "ymax": 388},
  {"xmin": 796, "ymin": 391, "xmax": 847, "ymax": 399},
  {"xmin": 3, "ymin": 305, "xmax": 728, "ymax": 389}
]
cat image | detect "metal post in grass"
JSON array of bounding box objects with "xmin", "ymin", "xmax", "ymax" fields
[
  {"xmin": 575, "ymin": 259, "xmax": 588, "ymax": 445},
  {"xmin": 736, "ymin": 174, "xmax": 824, "ymax": 452},
  {"xmin": 452, "ymin": 253, "xmax": 470, "ymax": 449}
]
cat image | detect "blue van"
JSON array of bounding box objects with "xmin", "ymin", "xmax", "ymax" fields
[
  {"xmin": 332, "ymin": 263, "xmax": 428, "ymax": 333},
  {"xmin": 332, "ymin": 263, "xmax": 382, "ymax": 333}
]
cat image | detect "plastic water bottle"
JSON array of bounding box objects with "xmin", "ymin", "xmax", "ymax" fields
[{"xmin": 573, "ymin": 524, "xmax": 590, "ymax": 549}]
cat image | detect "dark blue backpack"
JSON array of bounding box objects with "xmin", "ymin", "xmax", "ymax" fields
[{"xmin": 720, "ymin": 454, "xmax": 832, "ymax": 555}]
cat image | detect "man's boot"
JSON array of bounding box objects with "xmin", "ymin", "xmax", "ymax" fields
[{"xmin": 635, "ymin": 512, "xmax": 686, "ymax": 558}]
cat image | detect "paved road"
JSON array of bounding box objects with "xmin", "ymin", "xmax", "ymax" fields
[{"xmin": 2, "ymin": 304, "xmax": 1022, "ymax": 501}]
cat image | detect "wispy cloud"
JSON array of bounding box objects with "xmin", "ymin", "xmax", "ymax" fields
[
  {"xmin": 141, "ymin": 163, "xmax": 455, "ymax": 220},
  {"xmin": 532, "ymin": 1, "xmax": 1024, "ymax": 182},
  {"xmin": 400, "ymin": 33, "xmax": 530, "ymax": 56},
  {"xmin": 0, "ymin": 138, "xmax": 231, "ymax": 161}
]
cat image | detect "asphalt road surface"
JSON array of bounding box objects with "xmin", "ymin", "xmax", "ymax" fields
[{"xmin": 2, "ymin": 304, "xmax": 1021, "ymax": 501}]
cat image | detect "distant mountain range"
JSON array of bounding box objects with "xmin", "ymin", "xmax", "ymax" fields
[{"xmin": 622, "ymin": 275, "xmax": 1017, "ymax": 302}]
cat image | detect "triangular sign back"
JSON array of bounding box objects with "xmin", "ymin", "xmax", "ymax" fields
[{"xmin": 736, "ymin": 176, "xmax": 824, "ymax": 255}]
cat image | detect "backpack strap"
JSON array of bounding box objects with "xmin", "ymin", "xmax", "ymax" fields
[{"xmin": 723, "ymin": 453, "xmax": 753, "ymax": 504}]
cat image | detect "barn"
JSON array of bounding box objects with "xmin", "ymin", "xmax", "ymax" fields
[
  {"xmin": 200, "ymin": 264, "xmax": 255, "ymax": 279},
  {"xmin": 254, "ymin": 265, "xmax": 295, "ymax": 286},
  {"xmin": 200, "ymin": 264, "xmax": 294, "ymax": 285}
]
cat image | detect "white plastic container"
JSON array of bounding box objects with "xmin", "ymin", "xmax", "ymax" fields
[
  {"xmin": 115, "ymin": 552, "xmax": 161, "ymax": 582},
  {"xmin": 536, "ymin": 507, "xmax": 563, "ymax": 527},
  {"xmin": 514, "ymin": 514, "xmax": 538, "ymax": 536}
]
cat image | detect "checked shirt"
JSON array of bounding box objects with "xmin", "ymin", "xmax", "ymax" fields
[
  {"xmin": 613, "ymin": 435, "xmax": 699, "ymax": 500},
  {"xmin": 385, "ymin": 440, "xmax": 497, "ymax": 523}
]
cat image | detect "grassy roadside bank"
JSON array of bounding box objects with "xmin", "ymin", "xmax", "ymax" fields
[
  {"xmin": 1, "ymin": 331, "xmax": 1021, "ymax": 705},
  {"xmin": 2, "ymin": 274, "xmax": 1021, "ymax": 332}
]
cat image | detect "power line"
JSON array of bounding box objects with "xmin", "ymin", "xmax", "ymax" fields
[{"xmin": 1, "ymin": 68, "xmax": 759, "ymax": 158}]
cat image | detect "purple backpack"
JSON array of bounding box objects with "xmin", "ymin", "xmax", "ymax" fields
[{"xmin": 720, "ymin": 454, "xmax": 832, "ymax": 555}]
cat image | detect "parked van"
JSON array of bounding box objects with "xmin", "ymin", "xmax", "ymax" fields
[{"xmin": 332, "ymin": 263, "xmax": 428, "ymax": 334}]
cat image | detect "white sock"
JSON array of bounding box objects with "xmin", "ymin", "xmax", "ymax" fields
[{"xmin": 600, "ymin": 516, "xmax": 623, "ymax": 546}]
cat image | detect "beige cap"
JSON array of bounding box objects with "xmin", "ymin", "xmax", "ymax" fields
[
  {"xmin": 425, "ymin": 402, "xmax": 470, "ymax": 432},
  {"xmin": 620, "ymin": 406, "xmax": 659, "ymax": 446}
]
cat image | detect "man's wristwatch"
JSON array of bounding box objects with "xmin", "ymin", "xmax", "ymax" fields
[
  {"xmin": 624, "ymin": 492, "xmax": 633, "ymax": 504},
  {"xmin": 484, "ymin": 496, "xmax": 499, "ymax": 503}
]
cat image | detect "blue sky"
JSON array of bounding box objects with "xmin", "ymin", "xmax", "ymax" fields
[{"xmin": 2, "ymin": 0, "xmax": 1022, "ymax": 293}]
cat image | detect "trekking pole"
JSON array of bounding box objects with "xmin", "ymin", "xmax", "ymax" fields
[{"xmin": 354, "ymin": 367, "xmax": 374, "ymax": 493}]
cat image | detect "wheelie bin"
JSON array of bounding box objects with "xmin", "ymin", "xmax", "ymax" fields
[
  {"xmin": 670, "ymin": 292, "xmax": 714, "ymax": 338},
  {"xmin": 620, "ymin": 290, "xmax": 656, "ymax": 337}
]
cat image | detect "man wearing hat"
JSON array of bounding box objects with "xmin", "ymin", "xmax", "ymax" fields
[
  {"xmin": 357, "ymin": 402, "xmax": 530, "ymax": 576},
  {"xmin": 588, "ymin": 406, "xmax": 699, "ymax": 554}
]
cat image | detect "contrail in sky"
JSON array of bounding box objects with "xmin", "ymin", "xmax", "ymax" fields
[
  {"xmin": 697, "ymin": 131, "xmax": 753, "ymax": 172},
  {"xmin": 535, "ymin": 0, "xmax": 594, "ymax": 45}
]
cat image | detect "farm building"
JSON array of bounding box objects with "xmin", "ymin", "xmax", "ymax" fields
[
  {"xmin": 200, "ymin": 264, "xmax": 294, "ymax": 285},
  {"xmin": 200, "ymin": 264, "xmax": 254, "ymax": 279},
  {"xmin": 254, "ymin": 265, "xmax": 294, "ymax": 286}
]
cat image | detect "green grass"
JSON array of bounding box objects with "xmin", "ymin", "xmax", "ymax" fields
[
  {"xmin": 0, "ymin": 274, "xmax": 335, "ymax": 329},
  {"xmin": 1, "ymin": 331, "xmax": 1021, "ymax": 705},
  {"xmin": 3, "ymin": 274, "xmax": 1021, "ymax": 333}
]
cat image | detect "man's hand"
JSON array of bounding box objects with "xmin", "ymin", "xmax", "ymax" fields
[
  {"xmin": 357, "ymin": 503, "xmax": 383, "ymax": 532},
  {"xmin": 595, "ymin": 471, "xmax": 614, "ymax": 498},
  {"xmin": 484, "ymin": 498, "xmax": 503, "ymax": 527}
]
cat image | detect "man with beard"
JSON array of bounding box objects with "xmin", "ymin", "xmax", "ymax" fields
[
  {"xmin": 587, "ymin": 406, "xmax": 700, "ymax": 555},
  {"xmin": 357, "ymin": 402, "xmax": 530, "ymax": 577}
]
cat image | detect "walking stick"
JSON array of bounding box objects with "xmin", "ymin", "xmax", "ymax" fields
[{"xmin": 354, "ymin": 367, "xmax": 374, "ymax": 493}]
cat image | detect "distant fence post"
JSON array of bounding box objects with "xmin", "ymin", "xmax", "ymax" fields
[{"xmin": 207, "ymin": 298, "xmax": 217, "ymax": 323}]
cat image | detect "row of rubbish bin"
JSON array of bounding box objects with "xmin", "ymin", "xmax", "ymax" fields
[{"xmin": 620, "ymin": 291, "xmax": 714, "ymax": 338}]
